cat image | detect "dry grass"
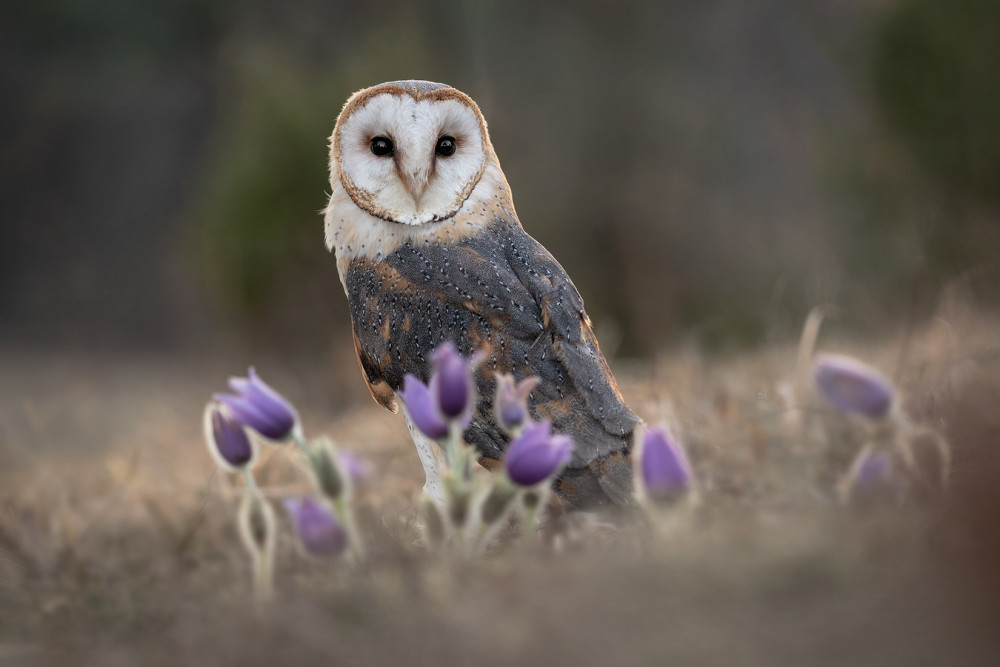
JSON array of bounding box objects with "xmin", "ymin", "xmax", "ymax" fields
[{"xmin": 1, "ymin": 309, "xmax": 999, "ymax": 666}]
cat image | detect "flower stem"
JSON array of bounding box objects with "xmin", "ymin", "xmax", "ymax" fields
[
  {"xmin": 446, "ymin": 422, "xmax": 466, "ymax": 479},
  {"xmin": 242, "ymin": 468, "xmax": 258, "ymax": 492},
  {"xmin": 253, "ymin": 549, "xmax": 273, "ymax": 603},
  {"xmin": 292, "ymin": 430, "xmax": 311, "ymax": 456},
  {"xmin": 522, "ymin": 505, "xmax": 538, "ymax": 546},
  {"xmin": 333, "ymin": 496, "xmax": 365, "ymax": 563},
  {"xmin": 240, "ymin": 469, "xmax": 274, "ymax": 603},
  {"xmin": 519, "ymin": 486, "xmax": 549, "ymax": 548}
]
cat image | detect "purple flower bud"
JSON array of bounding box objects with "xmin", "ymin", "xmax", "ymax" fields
[
  {"xmin": 432, "ymin": 343, "xmax": 473, "ymax": 419},
  {"xmin": 495, "ymin": 374, "xmax": 539, "ymax": 432},
  {"xmin": 845, "ymin": 449, "xmax": 900, "ymax": 507},
  {"xmin": 205, "ymin": 404, "xmax": 255, "ymax": 470},
  {"xmin": 855, "ymin": 450, "xmax": 892, "ymax": 487},
  {"xmin": 640, "ymin": 427, "xmax": 692, "ymax": 503},
  {"xmin": 283, "ymin": 497, "xmax": 348, "ymax": 558},
  {"xmin": 216, "ymin": 368, "xmax": 298, "ymax": 441},
  {"xmin": 308, "ymin": 441, "xmax": 345, "ymax": 500},
  {"xmin": 504, "ymin": 421, "xmax": 574, "ymax": 487},
  {"xmin": 398, "ymin": 374, "xmax": 450, "ymax": 440},
  {"xmin": 814, "ymin": 354, "xmax": 894, "ymax": 419},
  {"xmin": 337, "ymin": 450, "xmax": 370, "ymax": 486}
]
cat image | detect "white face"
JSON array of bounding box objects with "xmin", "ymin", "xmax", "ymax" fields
[{"xmin": 336, "ymin": 93, "xmax": 487, "ymax": 225}]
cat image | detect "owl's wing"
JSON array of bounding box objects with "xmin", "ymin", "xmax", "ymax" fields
[
  {"xmin": 497, "ymin": 225, "xmax": 640, "ymax": 506},
  {"xmin": 501, "ymin": 227, "xmax": 638, "ymax": 439},
  {"xmin": 352, "ymin": 328, "xmax": 398, "ymax": 413}
]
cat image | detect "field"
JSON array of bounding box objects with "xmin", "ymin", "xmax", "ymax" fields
[{"xmin": 2, "ymin": 308, "xmax": 999, "ymax": 666}]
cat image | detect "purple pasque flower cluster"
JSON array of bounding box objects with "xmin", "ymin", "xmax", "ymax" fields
[
  {"xmin": 396, "ymin": 343, "xmax": 576, "ymax": 552},
  {"xmin": 813, "ymin": 354, "xmax": 895, "ymax": 420},
  {"xmin": 205, "ymin": 367, "xmax": 300, "ymax": 470},
  {"xmin": 638, "ymin": 426, "xmax": 694, "ymax": 505},
  {"xmin": 504, "ymin": 421, "xmax": 573, "ymax": 487},
  {"xmin": 398, "ymin": 343, "xmax": 481, "ymax": 440},
  {"xmin": 396, "ymin": 342, "xmax": 574, "ymax": 489},
  {"xmin": 494, "ymin": 373, "xmax": 574, "ymax": 489},
  {"xmin": 203, "ymin": 366, "xmax": 365, "ymax": 593}
]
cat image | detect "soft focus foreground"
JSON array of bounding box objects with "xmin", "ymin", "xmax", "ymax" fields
[{"xmin": 2, "ymin": 312, "xmax": 999, "ymax": 666}]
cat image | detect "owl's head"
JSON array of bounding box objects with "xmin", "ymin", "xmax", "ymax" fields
[{"xmin": 329, "ymin": 80, "xmax": 494, "ymax": 226}]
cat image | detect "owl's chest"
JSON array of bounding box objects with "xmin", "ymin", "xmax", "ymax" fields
[
  {"xmin": 347, "ymin": 261, "xmax": 480, "ymax": 354},
  {"xmin": 343, "ymin": 235, "xmax": 548, "ymax": 389}
]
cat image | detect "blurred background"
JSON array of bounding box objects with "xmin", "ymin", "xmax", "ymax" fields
[
  {"xmin": 2, "ymin": 0, "xmax": 998, "ymax": 362},
  {"xmin": 3, "ymin": 5, "xmax": 1000, "ymax": 659}
]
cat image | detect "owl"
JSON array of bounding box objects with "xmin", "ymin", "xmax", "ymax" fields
[{"xmin": 324, "ymin": 80, "xmax": 639, "ymax": 510}]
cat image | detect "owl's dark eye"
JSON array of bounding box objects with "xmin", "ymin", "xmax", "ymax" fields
[
  {"xmin": 370, "ymin": 136, "xmax": 394, "ymax": 157},
  {"xmin": 435, "ymin": 136, "xmax": 456, "ymax": 157}
]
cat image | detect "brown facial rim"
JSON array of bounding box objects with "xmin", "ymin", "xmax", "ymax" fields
[{"xmin": 331, "ymin": 82, "xmax": 491, "ymax": 224}]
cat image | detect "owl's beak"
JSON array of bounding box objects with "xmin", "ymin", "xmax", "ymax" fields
[{"xmin": 403, "ymin": 167, "xmax": 430, "ymax": 208}]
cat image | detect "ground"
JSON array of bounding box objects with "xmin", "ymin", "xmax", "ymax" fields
[{"xmin": 1, "ymin": 310, "xmax": 999, "ymax": 666}]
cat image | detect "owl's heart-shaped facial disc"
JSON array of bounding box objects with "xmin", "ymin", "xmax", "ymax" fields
[{"xmin": 333, "ymin": 82, "xmax": 487, "ymax": 226}]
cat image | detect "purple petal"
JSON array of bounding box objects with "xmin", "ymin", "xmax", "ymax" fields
[
  {"xmin": 855, "ymin": 451, "xmax": 892, "ymax": 487},
  {"xmin": 847, "ymin": 449, "xmax": 901, "ymax": 506},
  {"xmin": 432, "ymin": 343, "xmax": 472, "ymax": 419},
  {"xmin": 641, "ymin": 427, "xmax": 692, "ymax": 502},
  {"xmin": 548, "ymin": 434, "xmax": 574, "ymax": 468},
  {"xmin": 283, "ymin": 497, "xmax": 348, "ymax": 557},
  {"xmin": 337, "ymin": 451, "xmax": 370, "ymax": 485},
  {"xmin": 398, "ymin": 374, "xmax": 449, "ymax": 440},
  {"xmin": 215, "ymin": 393, "xmax": 275, "ymax": 432},
  {"xmin": 208, "ymin": 405, "xmax": 254, "ymax": 468},
  {"xmin": 504, "ymin": 421, "xmax": 573, "ymax": 487},
  {"xmin": 495, "ymin": 374, "xmax": 539, "ymax": 431},
  {"xmin": 814, "ymin": 355, "xmax": 895, "ymax": 419},
  {"xmin": 215, "ymin": 393, "xmax": 290, "ymax": 441},
  {"xmin": 223, "ymin": 368, "xmax": 297, "ymax": 440}
]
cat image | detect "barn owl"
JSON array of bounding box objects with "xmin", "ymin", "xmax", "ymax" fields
[{"xmin": 324, "ymin": 80, "xmax": 639, "ymax": 509}]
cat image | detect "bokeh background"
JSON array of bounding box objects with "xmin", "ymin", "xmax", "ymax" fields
[
  {"xmin": 2, "ymin": 0, "xmax": 999, "ymax": 360},
  {"xmin": 3, "ymin": 4, "xmax": 1000, "ymax": 663}
]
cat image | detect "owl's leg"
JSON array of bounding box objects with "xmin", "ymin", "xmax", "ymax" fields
[{"xmin": 402, "ymin": 409, "xmax": 446, "ymax": 504}]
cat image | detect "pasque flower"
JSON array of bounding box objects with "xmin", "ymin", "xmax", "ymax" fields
[
  {"xmin": 814, "ymin": 354, "xmax": 895, "ymax": 420},
  {"xmin": 843, "ymin": 448, "xmax": 900, "ymax": 507},
  {"xmin": 504, "ymin": 421, "xmax": 573, "ymax": 487},
  {"xmin": 495, "ymin": 373, "xmax": 539, "ymax": 432},
  {"xmin": 398, "ymin": 343, "xmax": 481, "ymax": 440},
  {"xmin": 204, "ymin": 404, "xmax": 255, "ymax": 471},
  {"xmin": 337, "ymin": 450, "xmax": 370, "ymax": 486},
  {"xmin": 398, "ymin": 374, "xmax": 450, "ymax": 439},
  {"xmin": 215, "ymin": 368, "xmax": 298, "ymax": 441},
  {"xmin": 433, "ymin": 343, "xmax": 476, "ymax": 420},
  {"xmin": 283, "ymin": 497, "xmax": 348, "ymax": 558},
  {"xmin": 855, "ymin": 450, "xmax": 892, "ymax": 487},
  {"xmin": 307, "ymin": 439, "xmax": 346, "ymax": 500},
  {"xmin": 640, "ymin": 427, "xmax": 692, "ymax": 503}
]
